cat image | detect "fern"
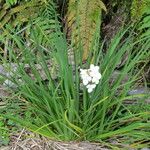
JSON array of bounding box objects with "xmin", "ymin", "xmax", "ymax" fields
[
  {"xmin": 0, "ymin": 0, "xmax": 59, "ymax": 54},
  {"xmin": 28, "ymin": 1, "xmax": 61, "ymax": 50},
  {"xmin": 66, "ymin": 0, "xmax": 106, "ymax": 61},
  {"xmin": 6, "ymin": 0, "xmax": 18, "ymax": 6},
  {"xmin": 0, "ymin": 0, "xmax": 56, "ymax": 33},
  {"xmin": 0, "ymin": 1, "xmax": 40, "ymax": 31}
]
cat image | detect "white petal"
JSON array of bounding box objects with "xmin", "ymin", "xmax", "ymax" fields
[
  {"xmin": 97, "ymin": 73, "xmax": 102, "ymax": 79},
  {"xmin": 88, "ymin": 87, "xmax": 93, "ymax": 93},
  {"xmin": 88, "ymin": 70, "xmax": 94, "ymax": 77},
  {"xmin": 80, "ymin": 74, "xmax": 86, "ymax": 79},
  {"xmin": 86, "ymin": 84, "xmax": 91, "ymax": 89},
  {"xmin": 91, "ymin": 84, "xmax": 96, "ymax": 89},
  {"xmin": 80, "ymin": 69, "xmax": 87, "ymax": 75},
  {"xmin": 86, "ymin": 76, "xmax": 92, "ymax": 82},
  {"xmin": 90, "ymin": 72, "xmax": 101, "ymax": 80},
  {"xmin": 95, "ymin": 66, "xmax": 99, "ymax": 70},
  {"xmin": 87, "ymin": 84, "xmax": 96, "ymax": 93},
  {"xmin": 95, "ymin": 80, "xmax": 99, "ymax": 84},
  {"xmin": 86, "ymin": 84, "xmax": 96, "ymax": 89},
  {"xmin": 92, "ymin": 76, "xmax": 98, "ymax": 81},
  {"xmin": 81, "ymin": 75, "xmax": 91, "ymax": 83},
  {"xmin": 90, "ymin": 64, "xmax": 99, "ymax": 72},
  {"xmin": 89, "ymin": 70, "xmax": 100, "ymax": 77},
  {"xmin": 92, "ymin": 78, "xmax": 99, "ymax": 84},
  {"xmin": 93, "ymin": 66, "xmax": 99, "ymax": 72},
  {"xmin": 83, "ymin": 79, "xmax": 89, "ymax": 85},
  {"xmin": 80, "ymin": 73, "xmax": 89, "ymax": 79}
]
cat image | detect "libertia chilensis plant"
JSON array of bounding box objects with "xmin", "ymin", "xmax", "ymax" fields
[{"xmin": 0, "ymin": 10, "xmax": 150, "ymax": 148}]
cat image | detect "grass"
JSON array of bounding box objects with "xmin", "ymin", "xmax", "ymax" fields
[{"xmin": 0, "ymin": 19, "xmax": 150, "ymax": 149}]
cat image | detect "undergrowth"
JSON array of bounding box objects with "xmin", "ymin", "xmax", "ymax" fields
[{"xmin": 0, "ymin": 8, "xmax": 150, "ymax": 149}]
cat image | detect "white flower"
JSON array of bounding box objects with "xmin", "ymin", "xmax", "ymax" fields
[
  {"xmin": 89, "ymin": 65, "xmax": 101, "ymax": 78},
  {"xmin": 80, "ymin": 69, "xmax": 92, "ymax": 85},
  {"xmin": 92, "ymin": 73, "xmax": 101, "ymax": 84},
  {"xmin": 90, "ymin": 64, "xmax": 99, "ymax": 72},
  {"xmin": 80, "ymin": 64, "xmax": 102, "ymax": 93},
  {"xmin": 83, "ymin": 77, "xmax": 92, "ymax": 85},
  {"xmin": 80, "ymin": 69, "xmax": 87, "ymax": 76},
  {"xmin": 92, "ymin": 77, "xmax": 99, "ymax": 84},
  {"xmin": 86, "ymin": 84, "xmax": 96, "ymax": 93}
]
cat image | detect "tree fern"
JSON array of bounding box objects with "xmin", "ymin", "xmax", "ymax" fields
[{"xmin": 66, "ymin": 0, "xmax": 106, "ymax": 61}]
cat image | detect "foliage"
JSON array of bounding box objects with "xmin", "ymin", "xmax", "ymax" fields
[
  {"xmin": 66, "ymin": 0, "xmax": 106, "ymax": 61},
  {"xmin": 0, "ymin": 0, "xmax": 56, "ymax": 54},
  {"xmin": 6, "ymin": 0, "xmax": 20, "ymax": 6},
  {"xmin": 0, "ymin": 114, "xmax": 20, "ymax": 146},
  {"xmin": 0, "ymin": 0, "xmax": 150, "ymax": 148},
  {"xmin": 0, "ymin": 0, "xmax": 40, "ymax": 28},
  {"xmin": 1, "ymin": 18, "xmax": 150, "ymax": 148},
  {"xmin": 0, "ymin": 117, "xmax": 10, "ymax": 146},
  {"xmin": 131, "ymin": 0, "xmax": 150, "ymax": 20},
  {"xmin": 0, "ymin": 0, "xmax": 59, "ymax": 59},
  {"xmin": 138, "ymin": 13, "xmax": 150, "ymax": 39},
  {"xmin": 0, "ymin": 91, "xmax": 35, "ymax": 146}
]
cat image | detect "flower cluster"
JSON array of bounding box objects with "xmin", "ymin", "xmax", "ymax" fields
[{"xmin": 80, "ymin": 64, "xmax": 102, "ymax": 93}]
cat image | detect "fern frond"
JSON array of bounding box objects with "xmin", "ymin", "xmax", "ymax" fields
[
  {"xmin": 6, "ymin": 0, "xmax": 18, "ymax": 6},
  {"xmin": 29, "ymin": 1, "xmax": 61, "ymax": 49},
  {"xmin": 0, "ymin": 1, "xmax": 42, "ymax": 29},
  {"xmin": 66, "ymin": 0, "xmax": 106, "ymax": 61},
  {"xmin": 0, "ymin": 0, "xmax": 58, "ymax": 54}
]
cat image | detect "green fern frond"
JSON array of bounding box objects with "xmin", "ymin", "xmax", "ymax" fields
[
  {"xmin": 29, "ymin": 2, "xmax": 61, "ymax": 49},
  {"xmin": 0, "ymin": 0, "xmax": 58, "ymax": 54},
  {"xmin": 66, "ymin": 0, "xmax": 106, "ymax": 61},
  {"xmin": 0, "ymin": 1, "xmax": 41, "ymax": 29},
  {"xmin": 6, "ymin": 0, "xmax": 18, "ymax": 6}
]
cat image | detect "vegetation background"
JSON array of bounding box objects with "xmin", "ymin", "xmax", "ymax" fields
[{"xmin": 0, "ymin": 0, "xmax": 150, "ymax": 149}]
